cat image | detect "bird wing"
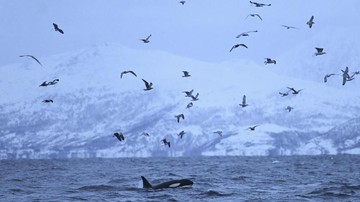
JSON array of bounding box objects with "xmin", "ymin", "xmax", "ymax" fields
[
  {"xmin": 19, "ymin": 55, "xmax": 42, "ymax": 66},
  {"xmin": 142, "ymin": 79, "xmax": 150, "ymax": 88},
  {"xmin": 240, "ymin": 44, "xmax": 248, "ymax": 48},
  {"xmin": 242, "ymin": 95, "xmax": 246, "ymax": 105},
  {"xmin": 129, "ymin": 71, "xmax": 137, "ymax": 77},
  {"xmin": 146, "ymin": 34, "xmax": 152, "ymax": 40},
  {"xmin": 120, "ymin": 71, "xmax": 125, "ymax": 78},
  {"xmin": 315, "ymin": 47, "xmax": 323, "ymax": 53},
  {"xmin": 230, "ymin": 45, "xmax": 235, "ymax": 52},
  {"xmin": 255, "ymin": 14, "xmax": 263, "ymax": 20},
  {"xmin": 309, "ymin": 15, "xmax": 314, "ymax": 22}
]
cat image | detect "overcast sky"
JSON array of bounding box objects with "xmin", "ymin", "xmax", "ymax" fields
[{"xmin": 1, "ymin": 0, "xmax": 360, "ymax": 66}]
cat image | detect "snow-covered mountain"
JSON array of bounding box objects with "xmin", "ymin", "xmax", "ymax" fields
[{"xmin": 0, "ymin": 40, "xmax": 359, "ymax": 159}]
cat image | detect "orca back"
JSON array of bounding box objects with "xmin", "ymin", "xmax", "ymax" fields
[{"xmin": 141, "ymin": 176, "xmax": 153, "ymax": 188}]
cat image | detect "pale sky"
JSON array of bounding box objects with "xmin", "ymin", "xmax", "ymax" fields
[{"xmin": 1, "ymin": 0, "xmax": 360, "ymax": 66}]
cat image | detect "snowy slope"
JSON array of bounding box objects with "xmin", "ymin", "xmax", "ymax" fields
[{"xmin": 0, "ymin": 42, "xmax": 359, "ymax": 159}]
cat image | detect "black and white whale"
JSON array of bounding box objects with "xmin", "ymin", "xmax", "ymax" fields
[{"xmin": 141, "ymin": 176, "xmax": 193, "ymax": 189}]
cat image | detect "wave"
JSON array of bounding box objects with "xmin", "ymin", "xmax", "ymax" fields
[
  {"xmin": 201, "ymin": 189, "xmax": 234, "ymax": 197},
  {"xmin": 78, "ymin": 185, "xmax": 117, "ymax": 191}
]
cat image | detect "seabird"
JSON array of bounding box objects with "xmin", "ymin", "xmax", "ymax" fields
[
  {"xmin": 175, "ymin": 114, "xmax": 185, "ymax": 123},
  {"xmin": 42, "ymin": 99, "xmax": 53, "ymax": 103},
  {"xmin": 307, "ymin": 16, "xmax": 314, "ymax": 28},
  {"xmin": 142, "ymin": 79, "xmax": 153, "ymax": 91},
  {"xmin": 121, "ymin": 70, "xmax": 137, "ymax": 78},
  {"xmin": 162, "ymin": 138, "xmax": 171, "ymax": 147},
  {"xmin": 186, "ymin": 102, "xmax": 193, "ymax": 109},
  {"xmin": 47, "ymin": 79, "xmax": 59, "ymax": 86},
  {"xmin": 264, "ymin": 58, "xmax": 276, "ymax": 65},
  {"xmin": 213, "ymin": 131, "xmax": 223, "ymax": 136},
  {"xmin": 287, "ymin": 87, "xmax": 303, "ymax": 94},
  {"xmin": 182, "ymin": 71, "xmax": 191, "ymax": 77},
  {"xmin": 230, "ymin": 44, "xmax": 248, "ymax": 52},
  {"xmin": 245, "ymin": 14, "xmax": 263, "ymax": 21},
  {"xmin": 285, "ymin": 106, "xmax": 293, "ymax": 112},
  {"xmin": 341, "ymin": 66, "xmax": 350, "ymax": 85},
  {"xmin": 140, "ymin": 34, "xmax": 152, "ymax": 43},
  {"xmin": 281, "ymin": 25, "xmax": 298, "ymax": 29},
  {"xmin": 190, "ymin": 93, "xmax": 199, "ymax": 101},
  {"xmin": 249, "ymin": 1, "xmax": 271, "ymax": 7},
  {"xmin": 279, "ymin": 91, "xmax": 289, "ymax": 97},
  {"xmin": 314, "ymin": 47, "xmax": 326, "ymax": 56},
  {"xmin": 53, "ymin": 23, "xmax": 64, "ymax": 34},
  {"xmin": 178, "ymin": 130, "xmax": 185, "ymax": 139},
  {"xmin": 113, "ymin": 132, "xmax": 125, "ymax": 142},
  {"xmin": 39, "ymin": 81, "xmax": 48, "ymax": 87},
  {"xmin": 248, "ymin": 125, "xmax": 259, "ymax": 131},
  {"xmin": 324, "ymin": 73, "xmax": 335, "ymax": 83},
  {"xmin": 19, "ymin": 55, "xmax": 42, "ymax": 66},
  {"xmin": 179, "ymin": 1, "xmax": 186, "ymax": 5},
  {"xmin": 239, "ymin": 95, "xmax": 248, "ymax": 107},
  {"xmin": 142, "ymin": 132, "xmax": 150, "ymax": 137},
  {"xmin": 236, "ymin": 30, "xmax": 258, "ymax": 38},
  {"xmin": 183, "ymin": 89, "xmax": 194, "ymax": 97}
]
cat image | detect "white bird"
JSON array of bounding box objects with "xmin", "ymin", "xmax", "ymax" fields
[
  {"xmin": 281, "ymin": 25, "xmax": 298, "ymax": 30},
  {"xmin": 236, "ymin": 30, "xmax": 258, "ymax": 38},
  {"xmin": 249, "ymin": 1, "xmax": 271, "ymax": 7},
  {"xmin": 230, "ymin": 44, "xmax": 248, "ymax": 52}
]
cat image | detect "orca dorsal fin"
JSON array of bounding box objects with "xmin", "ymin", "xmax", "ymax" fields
[{"xmin": 141, "ymin": 176, "xmax": 152, "ymax": 188}]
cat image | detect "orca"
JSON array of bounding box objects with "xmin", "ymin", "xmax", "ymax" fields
[{"xmin": 141, "ymin": 176, "xmax": 193, "ymax": 189}]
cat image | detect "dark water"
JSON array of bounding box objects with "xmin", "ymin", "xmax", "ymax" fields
[{"xmin": 1, "ymin": 155, "xmax": 360, "ymax": 201}]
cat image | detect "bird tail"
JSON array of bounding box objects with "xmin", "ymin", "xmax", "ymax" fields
[{"xmin": 141, "ymin": 176, "xmax": 152, "ymax": 188}]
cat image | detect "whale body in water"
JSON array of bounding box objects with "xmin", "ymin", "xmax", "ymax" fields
[{"xmin": 141, "ymin": 176, "xmax": 193, "ymax": 189}]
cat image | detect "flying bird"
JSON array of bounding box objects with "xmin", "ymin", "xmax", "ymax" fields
[
  {"xmin": 307, "ymin": 16, "xmax": 314, "ymax": 28},
  {"xmin": 182, "ymin": 71, "xmax": 191, "ymax": 77},
  {"xmin": 162, "ymin": 139, "xmax": 171, "ymax": 147},
  {"xmin": 264, "ymin": 58, "xmax": 276, "ymax": 65},
  {"xmin": 186, "ymin": 102, "xmax": 193, "ymax": 109},
  {"xmin": 142, "ymin": 132, "xmax": 150, "ymax": 137},
  {"xmin": 19, "ymin": 55, "xmax": 42, "ymax": 66},
  {"xmin": 179, "ymin": 1, "xmax": 186, "ymax": 5},
  {"xmin": 183, "ymin": 89, "xmax": 194, "ymax": 97},
  {"xmin": 236, "ymin": 30, "xmax": 258, "ymax": 38},
  {"xmin": 342, "ymin": 66, "xmax": 350, "ymax": 85},
  {"xmin": 190, "ymin": 93, "xmax": 199, "ymax": 101},
  {"xmin": 140, "ymin": 34, "xmax": 152, "ymax": 43},
  {"xmin": 281, "ymin": 25, "xmax": 298, "ymax": 30},
  {"xmin": 175, "ymin": 114, "xmax": 185, "ymax": 123},
  {"xmin": 53, "ymin": 23, "xmax": 64, "ymax": 34},
  {"xmin": 47, "ymin": 79, "xmax": 59, "ymax": 86},
  {"xmin": 248, "ymin": 125, "xmax": 259, "ymax": 131},
  {"xmin": 142, "ymin": 79, "xmax": 153, "ymax": 91},
  {"xmin": 279, "ymin": 91, "xmax": 289, "ymax": 97},
  {"xmin": 42, "ymin": 99, "xmax": 53, "ymax": 103},
  {"xmin": 287, "ymin": 87, "xmax": 303, "ymax": 95},
  {"xmin": 213, "ymin": 131, "xmax": 223, "ymax": 136},
  {"xmin": 324, "ymin": 73, "xmax": 335, "ymax": 83},
  {"xmin": 113, "ymin": 132, "xmax": 125, "ymax": 142},
  {"xmin": 285, "ymin": 106, "xmax": 294, "ymax": 112},
  {"xmin": 249, "ymin": 1, "xmax": 271, "ymax": 7},
  {"xmin": 230, "ymin": 44, "xmax": 248, "ymax": 52},
  {"xmin": 178, "ymin": 130, "xmax": 185, "ymax": 139},
  {"xmin": 39, "ymin": 81, "xmax": 48, "ymax": 87},
  {"xmin": 239, "ymin": 95, "xmax": 248, "ymax": 107},
  {"xmin": 245, "ymin": 14, "xmax": 263, "ymax": 21},
  {"xmin": 314, "ymin": 47, "xmax": 326, "ymax": 56},
  {"xmin": 121, "ymin": 70, "xmax": 137, "ymax": 78}
]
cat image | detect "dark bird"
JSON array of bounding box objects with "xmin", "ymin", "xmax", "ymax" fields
[
  {"xmin": 285, "ymin": 106, "xmax": 294, "ymax": 112},
  {"xmin": 121, "ymin": 70, "xmax": 137, "ymax": 78},
  {"xmin": 230, "ymin": 44, "xmax": 248, "ymax": 52},
  {"xmin": 113, "ymin": 132, "xmax": 125, "ymax": 142},
  {"xmin": 264, "ymin": 58, "xmax": 276, "ymax": 65},
  {"xmin": 245, "ymin": 14, "xmax": 263, "ymax": 20},
  {"xmin": 236, "ymin": 30, "xmax": 258, "ymax": 38},
  {"xmin": 53, "ymin": 23, "xmax": 64, "ymax": 34},
  {"xmin": 142, "ymin": 132, "xmax": 150, "ymax": 137},
  {"xmin": 39, "ymin": 81, "xmax": 48, "ymax": 87},
  {"xmin": 314, "ymin": 47, "xmax": 326, "ymax": 56},
  {"xmin": 324, "ymin": 73, "xmax": 335, "ymax": 83},
  {"xmin": 186, "ymin": 102, "xmax": 193, "ymax": 109},
  {"xmin": 142, "ymin": 79, "xmax": 153, "ymax": 91},
  {"xmin": 175, "ymin": 114, "xmax": 185, "ymax": 123},
  {"xmin": 178, "ymin": 130, "xmax": 185, "ymax": 139},
  {"xmin": 19, "ymin": 55, "xmax": 42, "ymax": 66},
  {"xmin": 342, "ymin": 66, "xmax": 350, "ymax": 85},
  {"xmin": 248, "ymin": 125, "xmax": 259, "ymax": 131},
  {"xmin": 249, "ymin": 1, "xmax": 271, "ymax": 7},
  {"xmin": 281, "ymin": 25, "xmax": 298, "ymax": 29},
  {"xmin": 42, "ymin": 99, "xmax": 53, "ymax": 103},
  {"xmin": 287, "ymin": 87, "xmax": 303, "ymax": 95},
  {"xmin": 162, "ymin": 138, "xmax": 171, "ymax": 147},
  {"xmin": 307, "ymin": 16, "xmax": 314, "ymax": 28},
  {"xmin": 190, "ymin": 93, "xmax": 199, "ymax": 101},
  {"xmin": 47, "ymin": 79, "xmax": 59, "ymax": 86},
  {"xmin": 140, "ymin": 34, "xmax": 152, "ymax": 43},
  {"xmin": 279, "ymin": 91, "xmax": 289, "ymax": 97},
  {"xmin": 213, "ymin": 131, "xmax": 223, "ymax": 136},
  {"xmin": 239, "ymin": 95, "xmax": 248, "ymax": 107},
  {"xmin": 182, "ymin": 71, "xmax": 191, "ymax": 77},
  {"xmin": 179, "ymin": 0, "xmax": 186, "ymax": 5},
  {"xmin": 183, "ymin": 89, "xmax": 194, "ymax": 97}
]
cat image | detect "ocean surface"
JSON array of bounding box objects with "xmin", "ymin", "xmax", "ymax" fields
[{"xmin": 1, "ymin": 155, "xmax": 360, "ymax": 201}]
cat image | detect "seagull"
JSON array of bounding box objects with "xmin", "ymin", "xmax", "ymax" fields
[
  {"xmin": 245, "ymin": 14, "xmax": 263, "ymax": 21},
  {"xmin": 239, "ymin": 95, "xmax": 248, "ymax": 107},
  {"xmin": 281, "ymin": 25, "xmax": 298, "ymax": 29},
  {"xmin": 142, "ymin": 132, "xmax": 150, "ymax": 137},
  {"xmin": 248, "ymin": 125, "xmax": 259, "ymax": 131},
  {"xmin": 142, "ymin": 79, "xmax": 153, "ymax": 91},
  {"xmin": 314, "ymin": 47, "xmax": 326, "ymax": 56},
  {"xmin": 213, "ymin": 131, "xmax": 223, "ymax": 136},
  {"xmin": 264, "ymin": 58, "xmax": 276, "ymax": 65},
  {"xmin": 230, "ymin": 44, "xmax": 248, "ymax": 52},
  {"xmin": 190, "ymin": 93, "xmax": 199, "ymax": 101},
  {"xmin": 324, "ymin": 73, "xmax": 335, "ymax": 83},
  {"xmin": 175, "ymin": 114, "xmax": 185, "ymax": 123},
  {"xmin": 121, "ymin": 70, "xmax": 137, "ymax": 78},
  {"xmin": 42, "ymin": 99, "xmax": 53, "ymax": 103},
  {"xmin": 39, "ymin": 81, "xmax": 48, "ymax": 87},
  {"xmin": 162, "ymin": 138, "xmax": 171, "ymax": 147},
  {"xmin": 178, "ymin": 130, "xmax": 185, "ymax": 139},
  {"xmin": 285, "ymin": 106, "xmax": 293, "ymax": 112},
  {"xmin": 186, "ymin": 102, "xmax": 193, "ymax": 109},
  {"xmin": 19, "ymin": 55, "xmax": 42, "ymax": 66},
  {"xmin": 182, "ymin": 71, "xmax": 191, "ymax": 77},
  {"xmin": 279, "ymin": 91, "xmax": 289, "ymax": 97},
  {"xmin": 140, "ymin": 34, "xmax": 152, "ymax": 43},
  {"xmin": 183, "ymin": 89, "xmax": 194, "ymax": 97},
  {"xmin": 287, "ymin": 87, "xmax": 303, "ymax": 95},
  {"xmin": 249, "ymin": 1, "xmax": 271, "ymax": 7},
  {"xmin": 236, "ymin": 30, "xmax": 258, "ymax": 38},
  {"xmin": 113, "ymin": 132, "xmax": 125, "ymax": 142},
  {"xmin": 307, "ymin": 16, "xmax": 314, "ymax": 28},
  {"xmin": 179, "ymin": 0, "xmax": 186, "ymax": 5},
  {"xmin": 53, "ymin": 23, "xmax": 64, "ymax": 34},
  {"xmin": 47, "ymin": 79, "xmax": 59, "ymax": 86},
  {"xmin": 342, "ymin": 66, "xmax": 350, "ymax": 85}
]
